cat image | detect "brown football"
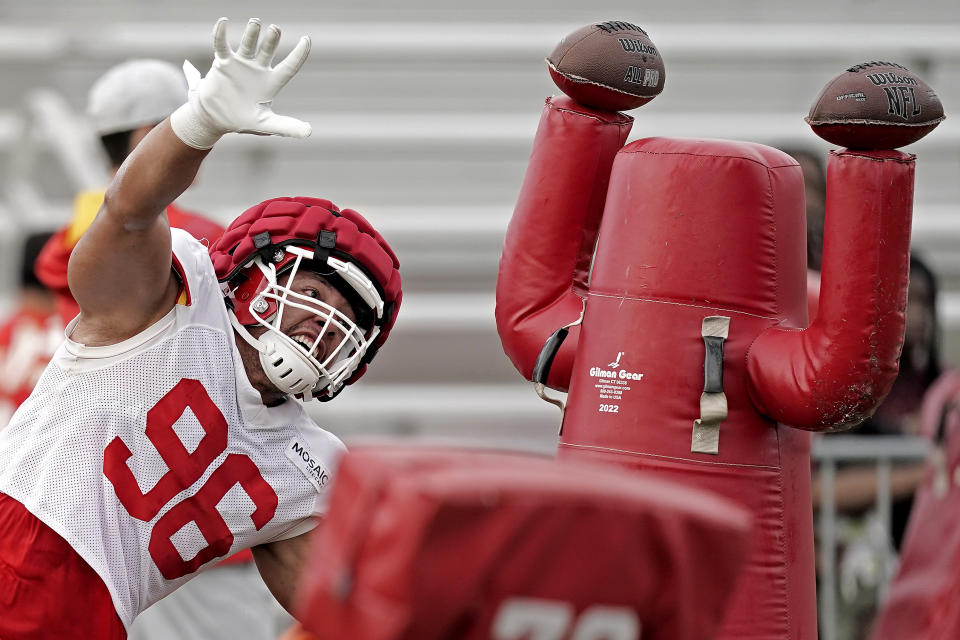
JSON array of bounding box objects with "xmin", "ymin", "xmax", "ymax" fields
[
  {"xmin": 805, "ymin": 61, "xmax": 945, "ymax": 149},
  {"xmin": 547, "ymin": 21, "xmax": 665, "ymax": 112}
]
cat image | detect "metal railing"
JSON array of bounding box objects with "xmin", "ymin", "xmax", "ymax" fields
[{"xmin": 812, "ymin": 434, "xmax": 932, "ymax": 640}]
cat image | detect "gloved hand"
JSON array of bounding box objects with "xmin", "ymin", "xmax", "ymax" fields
[{"xmin": 171, "ymin": 17, "xmax": 312, "ymax": 149}]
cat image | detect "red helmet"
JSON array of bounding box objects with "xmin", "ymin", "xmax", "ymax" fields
[{"xmin": 209, "ymin": 197, "xmax": 401, "ymax": 400}]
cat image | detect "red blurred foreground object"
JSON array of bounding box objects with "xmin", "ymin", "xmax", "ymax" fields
[{"xmin": 295, "ymin": 445, "xmax": 750, "ymax": 640}]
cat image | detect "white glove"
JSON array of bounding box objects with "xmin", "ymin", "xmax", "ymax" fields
[{"xmin": 171, "ymin": 17, "xmax": 312, "ymax": 150}]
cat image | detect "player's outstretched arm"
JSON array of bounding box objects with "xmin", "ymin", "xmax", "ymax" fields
[{"xmin": 69, "ymin": 17, "xmax": 311, "ymax": 344}]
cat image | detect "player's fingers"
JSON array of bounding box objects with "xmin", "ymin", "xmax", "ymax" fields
[
  {"xmin": 256, "ymin": 24, "xmax": 281, "ymax": 66},
  {"xmin": 212, "ymin": 17, "xmax": 231, "ymax": 60},
  {"xmin": 261, "ymin": 113, "xmax": 312, "ymax": 139},
  {"xmin": 272, "ymin": 35, "xmax": 311, "ymax": 85},
  {"xmin": 182, "ymin": 60, "xmax": 202, "ymax": 91},
  {"xmin": 238, "ymin": 18, "xmax": 262, "ymax": 59}
]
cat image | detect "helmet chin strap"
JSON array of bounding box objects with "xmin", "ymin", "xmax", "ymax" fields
[{"xmin": 229, "ymin": 310, "xmax": 326, "ymax": 397}]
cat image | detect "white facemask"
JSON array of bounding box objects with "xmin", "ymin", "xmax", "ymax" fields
[{"xmin": 229, "ymin": 245, "xmax": 383, "ymax": 399}]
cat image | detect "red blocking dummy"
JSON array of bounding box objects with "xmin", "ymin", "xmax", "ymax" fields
[
  {"xmin": 871, "ymin": 371, "xmax": 960, "ymax": 640},
  {"xmin": 496, "ymin": 98, "xmax": 916, "ymax": 640},
  {"xmin": 294, "ymin": 446, "xmax": 751, "ymax": 640}
]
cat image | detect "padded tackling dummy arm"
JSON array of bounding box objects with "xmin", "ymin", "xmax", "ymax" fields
[
  {"xmin": 496, "ymin": 96, "xmax": 633, "ymax": 391},
  {"xmin": 747, "ymin": 149, "xmax": 915, "ymax": 430}
]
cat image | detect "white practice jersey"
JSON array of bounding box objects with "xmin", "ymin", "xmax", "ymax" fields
[{"xmin": 0, "ymin": 229, "xmax": 346, "ymax": 629}]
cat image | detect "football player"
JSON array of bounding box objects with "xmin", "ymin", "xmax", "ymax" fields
[{"xmin": 0, "ymin": 17, "xmax": 400, "ymax": 639}]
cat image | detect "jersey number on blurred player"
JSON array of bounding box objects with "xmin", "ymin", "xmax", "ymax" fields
[
  {"xmin": 103, "ymin": 378, "xmax": 279, "ymax": 579},
  {"xmin": 492, "ymin": 598, "xmax": 641, "ymax": 640}
]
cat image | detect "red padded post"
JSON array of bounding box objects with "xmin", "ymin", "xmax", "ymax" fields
[
  {"xmin": 495, "ymin": 96, "xmax": 632, "ymax": 391},
  {"xmin": 747, "ymin": 150, "xmax": 915, "ymax": 430}
]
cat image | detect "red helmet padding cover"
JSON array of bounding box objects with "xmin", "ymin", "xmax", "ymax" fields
[
  {"xmin": 295, "ymin": 446, "xmax": 750, "ymax": 640},
  {"xmin": 495, "ymin": 97, "xmax": 633, "ymax": 391},
  {"xmin": 871, "ymin": 370, "xmax": 960, "ymax": 640},
  {"xmin": 208, "ymin": 197, "xmax": 402, "ymax": 384}
]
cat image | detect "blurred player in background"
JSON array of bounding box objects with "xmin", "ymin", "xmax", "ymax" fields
[
  {"xmin": 0, "ymin": 231, "xmax": 59, "ymax": 427},
  {"xmin": 35, "ymin": 58, "xmax": 224, "ymax": 326},
  {"xmin": 0, "ymin": 17, "xmax": 400, "ymax": 639}
]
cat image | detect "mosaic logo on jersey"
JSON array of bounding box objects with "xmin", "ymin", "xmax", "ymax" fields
[{"xmin": 286, "ymin": 439, "xmax": 329, "ymax": 490}]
